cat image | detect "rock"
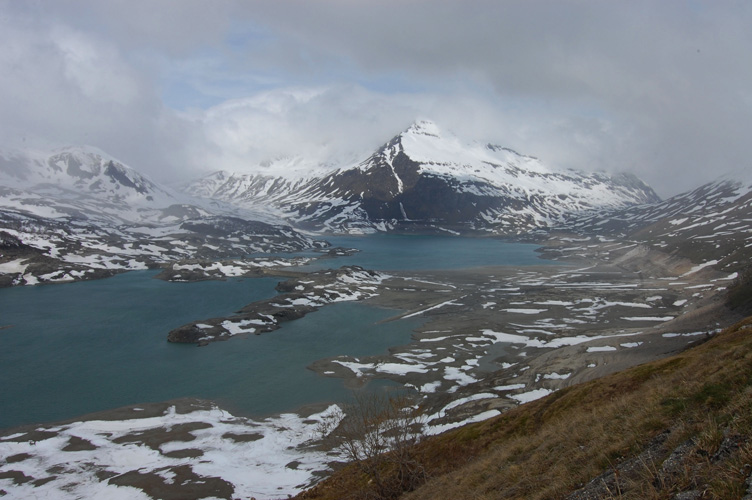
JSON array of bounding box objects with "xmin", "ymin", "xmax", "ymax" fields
[
  {"xmin": 167, "ymin": 325, "xmax": 206, "ymax": 343},
  {"xmin": 167, "ymin": 266, "xmax": 387, "ymax": 345},
  {"xmin": 319, "ymin": 247, "xmax": 359, "ymax": 257}
]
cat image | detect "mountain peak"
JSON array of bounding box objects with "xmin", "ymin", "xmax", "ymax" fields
[
  {"xmin": 51, "ymin": 144, "xmax": 116, "ymax": 160},
  {"xmin": 0, "ymin": 145, "xmax": 178, "ymax": 217},
  {"xmin": 404, "ymin": 120, "xmax": 443, "ymax": 138},
  {"xmin": 184, "ymin": 120, "xmax": 662, "ymax": 234}
]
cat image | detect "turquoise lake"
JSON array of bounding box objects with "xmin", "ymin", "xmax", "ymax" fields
[
  {"xmin": 297, "ymin": 234, "xmax": 545, "ymax": 271},
  {"xmin": 0, "ymin": 235, "xmax": 548, "ymax": 430}
]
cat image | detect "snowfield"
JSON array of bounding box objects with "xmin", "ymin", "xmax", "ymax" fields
[{"xmin": 0, "ymin": 403, "xmax": 344, "ymax": 499}]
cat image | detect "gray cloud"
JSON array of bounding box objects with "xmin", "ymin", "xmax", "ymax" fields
[
  {"xmin": 244, "ymin": 1, "xmax": 752, "ymax": 195},
  {"xmin": 2, "ymin": 1, "xmax": 751, "ymax": 196}
]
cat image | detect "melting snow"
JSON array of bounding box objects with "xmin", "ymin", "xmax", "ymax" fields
[
  {"xmin": 680, "ymin": 260, "xmax": 719, "ymax": 277},
  {"xmin": 375, "ymin": 362, "xmax": 429, "ymax": 375},
  {"xmin": 503, "ymin": 308, "xmax": 548, "ymax": 315},
  {"xmin": 494, "ymin": 383, "xmax": 526, "ymax": 391},
  {"xmin": 622, "ymin": 316, "xmax": 674, "ymax": 322},
  {"xmin": 509, "ymin": 388, "xmax": 554, "ymax": 403},
  {"xmin": 586, "ymin": 346, "xmax": 618, "ymax": 352},
  {"xmin": 0, "ymin": 404, "xmax": 342, "ymax": 499},
  {"xmin": 0, "ymin": 259, "xmax": 29, "ymax": 274},
  {"xmin": 424, "ymin": 410, "xmax": 501, "ymax": 436}
]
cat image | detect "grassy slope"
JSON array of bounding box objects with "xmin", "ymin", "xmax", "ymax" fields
[{"xmin": 297, "ymin": 315, "xmax": 752, "ymax": 500}]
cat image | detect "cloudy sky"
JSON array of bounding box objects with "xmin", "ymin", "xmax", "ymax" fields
[{"xmin": 2, "ymin": 1, "xmax": 751, "ymax": 197}]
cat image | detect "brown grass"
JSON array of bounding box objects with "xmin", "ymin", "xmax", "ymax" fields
[{"xmin": 296, "ymin": 316, "xmax": 752, "ymax": 500}]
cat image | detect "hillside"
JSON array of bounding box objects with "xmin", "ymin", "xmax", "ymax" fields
[
  {"xmin": 297, "ymin": 312, "xmax": 752, "ymax": 500},
  {"xmin": 557, "ymin": 176, "xmax": 752, "ymax": 275}
]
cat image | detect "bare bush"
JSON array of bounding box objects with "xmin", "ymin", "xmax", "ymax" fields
[{"xmin": 320, "ymin": 391, "xmax": 427, "ymax": 499}]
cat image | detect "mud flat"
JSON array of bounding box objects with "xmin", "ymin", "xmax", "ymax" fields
[{"xmin": 309, "ymin": 238, "xmax": 740, "ymax": 432}]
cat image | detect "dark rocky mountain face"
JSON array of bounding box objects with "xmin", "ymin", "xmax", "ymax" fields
[{"xmin": 185, "ymin": 121, "xmax": 661, "ymax": 235}]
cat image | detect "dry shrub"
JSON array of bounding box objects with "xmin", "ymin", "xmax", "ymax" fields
[{"xmin": 320, "ymin": 391, "xmax": 427, "ymax": 499}]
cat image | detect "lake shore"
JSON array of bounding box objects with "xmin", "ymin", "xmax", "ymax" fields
[
  {"xmin": 0, "ymin": 234, "xmax": 741, "ymax": 499},
  {"xmin": 308, "ymin": 237, "xmax": 736, "ymax": 427}
]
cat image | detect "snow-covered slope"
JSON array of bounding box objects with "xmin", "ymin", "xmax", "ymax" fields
[
  {"xmin": 185, "ymin": 120, "xmax": 660, "ymax": 234},
  {"xmin": 558, "ymin": 176, "xmax": 752, "ymax": 273},
  {"xmin": 397, "ymin": 121, "xmax": 655, "ymax": 206},
  {"xmin": 0, "ymin": 146, "xmax": 326, "ymax": 286},
  {"xmin": 0, "ymin": 146, "xmax": 180, "ymax": 223}
]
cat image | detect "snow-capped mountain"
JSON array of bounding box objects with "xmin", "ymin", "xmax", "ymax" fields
[
  {"xmin": 0, "ymin": 146, "xmax": 180, "ymax": 224},
  {"xmin": 185, "ymin": 120, "xmax": 660, "ymax": 234},
  {"xmin": 0, "ymin": 146, "xmax": 326, "ymax": 287},
  {"xmin": 1, "ymin": 146, "xmax": 163, "ymax": 196}
]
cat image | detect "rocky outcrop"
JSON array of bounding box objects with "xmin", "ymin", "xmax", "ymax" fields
[{"xmin": 167, "ymin": 266, "xmax": 389, "ymax": 345}]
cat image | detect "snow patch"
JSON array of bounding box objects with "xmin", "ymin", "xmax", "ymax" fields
[
  {"xmin": 509, "ymin": 388, "xmax": 554, "ymax": 403},
  {"xmin": 586, "ymin": 346, "xmax": 617, "ymax": 352}
]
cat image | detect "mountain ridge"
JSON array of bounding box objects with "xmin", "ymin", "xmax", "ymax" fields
[
  {"xmin": 0, "ymin": 146, "xmax": 326, "ymax": 286},
  {"xmin": 184, "ymin": 120, "xmax": 661, "ymax": 234},
  {"xmin": 555, "ymin": 175, "xmax": 752, "ymax": 274}
]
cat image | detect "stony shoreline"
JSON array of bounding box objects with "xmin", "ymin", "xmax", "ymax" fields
[{"xmin": 305, "ymin": 241, "xmax": 735, "ymax": 427}]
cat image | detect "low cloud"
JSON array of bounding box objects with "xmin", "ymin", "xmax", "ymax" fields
[{"xmin": 2, "ymin": 1, "xmax": 751, "ymax": 197}]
